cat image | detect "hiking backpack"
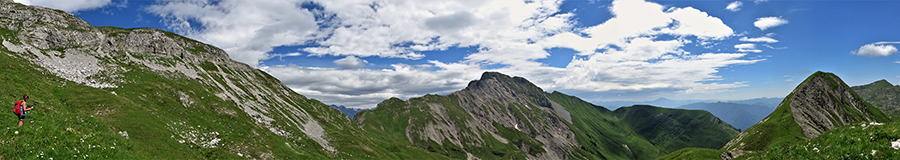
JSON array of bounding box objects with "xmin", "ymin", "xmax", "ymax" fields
[{"xmin": 13, "ymin": 100, "xmax": 25, "ymax": 116}]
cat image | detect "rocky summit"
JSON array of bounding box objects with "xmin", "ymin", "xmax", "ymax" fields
[
  {"xmin": 356, "ymin": 72, "xmax": 740, "ymax": 159},
  {"xmin": 717, "ymin": 71, "xmax": 889, "ymax": 159}
]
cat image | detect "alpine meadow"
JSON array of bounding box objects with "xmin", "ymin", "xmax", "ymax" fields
[{"xmin": 2, "ymin": 0, "xmax": 900, "ymax": 160}]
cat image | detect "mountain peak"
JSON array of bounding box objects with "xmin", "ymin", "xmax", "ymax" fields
[
  {"xmin": 466, "ymin": 71, "xmax": 544, "ymax": 94},
  {"xmin": 867, "ymin": 79, "xmax": 893, "ymax": 87},
  {"xmin": 721, "ymin": 71, "xmax": 889, "ymax": 159}
]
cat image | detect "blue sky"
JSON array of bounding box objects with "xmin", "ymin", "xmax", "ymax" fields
[{"xmin": 17, "ymin": 0, "xmax": 900, "ymax": 108}]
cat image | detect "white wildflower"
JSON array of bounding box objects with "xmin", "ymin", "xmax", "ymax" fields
[
  {"xmin": 14, "ymin": 131, "xmax": 18, "ymax": 134},
  {"xmin": 813, "ymin": 147, "xmax": 819, "ymax": 152},
  {"xmin": 892, "ymin": 141, "xmax": 900, "ymax": 150},
  {"xmin": 872, "ymin": 150, "xmax": 877, "ymax": 155}
]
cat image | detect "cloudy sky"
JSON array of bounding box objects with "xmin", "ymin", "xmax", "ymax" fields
[{"xmin": 17, "ymin": 0, "xmax": 900, "ymax": 108}]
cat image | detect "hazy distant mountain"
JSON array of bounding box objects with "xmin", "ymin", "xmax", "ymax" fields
[
  {"xmin": 728, "ymin": 97, "xmax": 783, "ymax": 109},
  {"xmin": 597, "ymin": 97, "xmax": 783, "ymax": 110},
  {"xmin": 677, "ymin": 102, "xmax": 774, "ymax": 130},
  {"xmin": 852, "ymin": 79, "xmax": 900, "ymax": 120},
  {"xmin": 328, "ymin": 105, "xmax": 368, "ymax": 120},
  {"xmin": 595, "ymin": 98, "xmax": 711, "ymax": 109}
]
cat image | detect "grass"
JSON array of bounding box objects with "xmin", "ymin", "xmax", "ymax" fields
[
  {"xmin": 0, "ymin": 27, "xmax": 19, "ymax": 44},
  {"xmin": 744, "ymin": 121, "xmax": 900, "ymax": 159},
  {"xmin": 658, "ymin": 148, "xmax": 722, "ymax": 160},
  {"xmin": 547, "ymin": 91, "xmax": 738, "ymax": 160},
  {"xmin": 0, "ymin": 26, "xmax": 447, "ymax": 159}
]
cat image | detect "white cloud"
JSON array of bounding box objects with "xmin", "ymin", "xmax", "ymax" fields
[
  {"xmin": 151, "ymin": 0, "xmax": 762, "ymax": 108},
  {"xmin": 725, "ymin": 1, "xmax": 742, "ymax": 12},
  {"xmin": 13, "ymin": 0, "xmax": 112, "ymax": 12},
  {"xmin": 754, "ymin": 0, "xmax": 769, "ymax": 4},
  {"xmin": 740, "ymin": 36, "xmax": 778, "ymax": 43},
  {"xmin": 147, "ymin": 0, "xmax": 320, "ymax": 67},
  {"xmin": 753, "ymin": 17, "xmax": 788, "ymax": 30},
  {"xmin": 333, "ymin": 56, "xmax": 368, "ymax": 69},
  {"xmin": 735, "ymin": 43, "xmax": 762, "ymax": 53},
  {"xmin": 894, "ymin": 61, "xmax": 899, "ymax": 64},
  {"xmin": 533, "ymin": 0, "xmax": 756, "ymax": 96},
  {"xmin": 261, "ymin": 62, "xmax": 483, "ymax": 108},
  {"xmin": 851, "ymin": 43, "xmax": 898, "ymax": 57}
]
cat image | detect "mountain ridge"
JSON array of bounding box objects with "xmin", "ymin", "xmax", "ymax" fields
[
  {"xmin": 357, "ymin": 71, "xmax": 739, "ymax": 159},
  {"xmin": 0, "ymin": 1, "xmax": 453, "ymax": 159},
  {"xmin": 852, "ymin": 79, "xmax": 900, "ymax": 120},
  {"xmin": 718, "ymin": 71, "xmax": 889, "ymax": 159}
]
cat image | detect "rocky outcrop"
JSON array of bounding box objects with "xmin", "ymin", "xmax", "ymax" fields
[
  {"xmin": 357, "ymin": 72, "xmax": 578, "ymax": 159},
  {"xmin": 789, "ymin": 73, "xmax": 880, "ymax": 138},
  {"xmin": 719, "ymin": 71, "xmax": 889, "ymax": 160}
]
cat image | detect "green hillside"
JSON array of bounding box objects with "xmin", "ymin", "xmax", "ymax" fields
[
  {"xmin": 748, "ymin": 121, "xmax": 900, "ymax": 159},
  {"xmin": 0, "ymin": 1, "xmax": 450, "ymax": 158},
  {"xmin": 853, "ymin": 79, "xmax": 900, "ymax": 120}
]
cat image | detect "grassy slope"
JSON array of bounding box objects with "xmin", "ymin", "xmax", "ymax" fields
[
  {"xmin": 547, "ymin": 92, "xmax": 738, "ymax": 160},
  {"xmin": 748, "ymin": 121, "xmax": 900, "ymax": 159},
  {"xmin": 615, "ymin": 105, "xmax": 739, "ymax": 153},
  {"xmin": 1, "ymin": 23, "xmax": 446, "ymax": 159},
  {"xmin": 657, "ymin": 148, "xmax": 721, "ymax": 160},
  {"xmin": 547, "ymin": 91, "xmax": 659, "ymax": 160}
]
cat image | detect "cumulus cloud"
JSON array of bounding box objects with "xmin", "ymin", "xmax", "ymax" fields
[
  {"xmin": 13, "ymin": 0, "xmax": 112, "ymax": 12},
  {"xmin": 147, "ymin": 0, "xmax": 319, "ymax": 67},
  {"xmin": 895, "ymin": 61, "xmax": 900, "ymax": 64},
  {"xmin": 725, "ymin": 1, "xmax": 742, "ymax": 12},
  {"xmin": 150, "ymin": 0, "xmax": 762, "ymax": 108},
  {"xmin": 753, "ymin": 17, "xmax": 788, "ymax": 30},
  {"xmin": 735, "ymin": 43, "xmax": 762, "ymax": 52},
  {"xmin": 740, "ymin": 36, "xmax": 778, "ymax": 43},
  {"xmin": 851, "ymin": 43, "xmax": 898, "ymax": 57},
  {"xmin": 333, "ymin": 56, "xmax": 368, "ymax": 69},
  {"xmin": 261, "ymin": 61, "xmax": 483, "ymax": 108},
  {"xmin": 534, "ymin": 0, "xmax": 756, "ymax": 96}
]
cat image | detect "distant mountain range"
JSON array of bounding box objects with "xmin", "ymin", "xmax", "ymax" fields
[
  {"xmin": 596, "ymin": 97, "xmax": 782, "ymax": 109},
  {"xmin": 328, "ymin": 105, "xmax": 368, "ymax": 120},
  {"xmin": 677, "ymin": 102, "xmax": 774, "ymax": 131},
  {"xmin": 597, "ymin": 97, "xmax": 782, "ymax": 131}
]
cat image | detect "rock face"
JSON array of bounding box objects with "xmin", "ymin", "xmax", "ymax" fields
[
  {"xmin": 789, "ymin": 73, "xmax": 881, "ymax": 138},
  {"xmin": 357, "ymin": 72, "xmax": 740, "ymax": 160},
  {"xmin": 853, "ymin": 79, "xmax": 900, "ymax": 119},
  {"xmin": 719, "ymin": 71, "xmax": 889, "ymax": 160},
  {"xmin": 1, "ymin": 1, "xmax": 361, "ymax": 158},
  {"xmin": 357, "ymin": 72, "xmax": 578, "ymax": 159}
]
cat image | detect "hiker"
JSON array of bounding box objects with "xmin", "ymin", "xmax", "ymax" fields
[{"xmin": 14, "ymin": 94, "xmax": 33, "ymax": 127}]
